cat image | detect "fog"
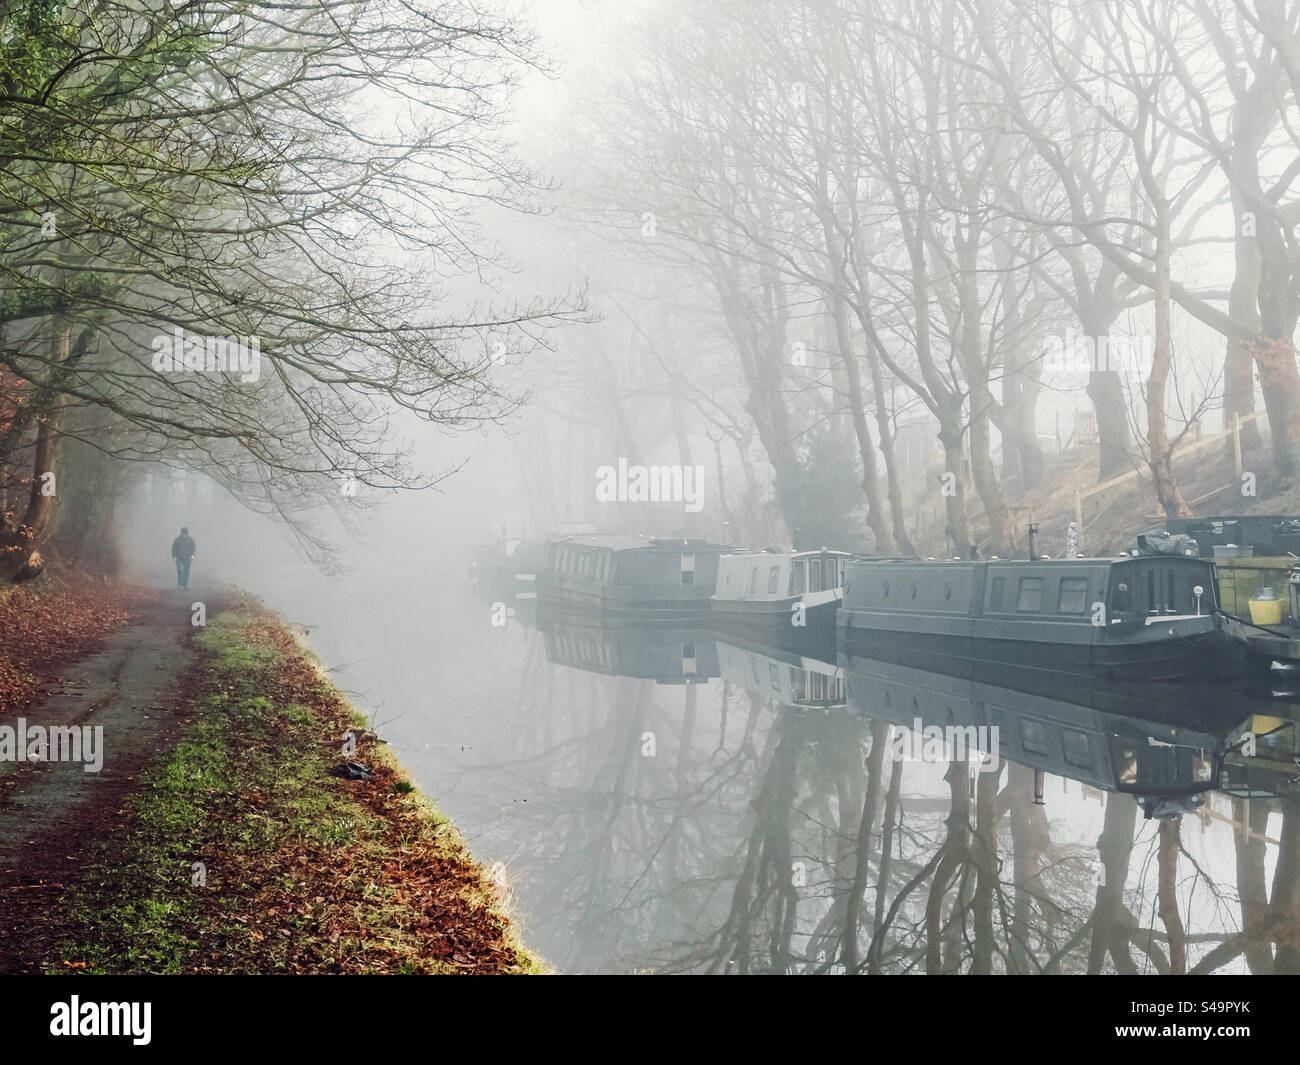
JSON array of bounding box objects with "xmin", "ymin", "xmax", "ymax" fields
[{"xmin": 5, "ymin": 0, "xmax": 1300, "ymax": 974}]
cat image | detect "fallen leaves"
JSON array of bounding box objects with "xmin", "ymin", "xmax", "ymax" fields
[{"xmin": 0, "ymin": 576, "xmax": 144, "ymax": 718}]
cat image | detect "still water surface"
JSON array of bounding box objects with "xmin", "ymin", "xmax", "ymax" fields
[{"xmin": 251, "ymin": 565, "xmax": 1299, "ymax": 975}]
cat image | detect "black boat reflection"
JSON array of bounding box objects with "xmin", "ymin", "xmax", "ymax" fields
[
  {"xmin": 839, "ymin": 652, "xmax": 1278, "ymax": 816},
  {"xmin": 542, "ymin": 620, "xmax": 719, "ymax": 684}
]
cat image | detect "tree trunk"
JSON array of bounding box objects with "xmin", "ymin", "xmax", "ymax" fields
[
  {"xmin": 938, "ymin": 426, "xmax": 971, "ymax": 556},
  {"xmin": 1088, "ymin": 369, "xmax": 1131, "ymax": 480},
  {"xmin": 1252, "ymin": 336, "xmax": 1300, "ymax": 481},
  {"xmin": 828, "ymin": 298, "xmax": 895, "ymax": 553},
  {"xmin": 969, "ymin": 380, "xmax": 1013, "ymax": 555},
  {"xmin": 1157, "ymin": 819, "xmax": 1187, "ymax": 975},
  {"xmin": 1148, "ymin": 202, "xmax": 1192, "ymax": 519}
]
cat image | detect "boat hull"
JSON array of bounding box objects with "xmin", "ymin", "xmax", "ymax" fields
[
  {"xmin": 537, "ymin": 575, "xmax": 714, "ymax": 625},
  {"xmin": 837, "ymin": 613, "xmax": 1229, "ymax": 685},
  {"xmin": 709, "ymin": 592, "xmax": 840, "ymax": 646}
]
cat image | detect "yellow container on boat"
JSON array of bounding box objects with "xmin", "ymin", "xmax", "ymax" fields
[{"xmin": 1248, "ymin": 596, "xmax": 1283, "ymax": 626}]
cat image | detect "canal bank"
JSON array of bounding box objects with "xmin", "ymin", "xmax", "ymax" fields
[{"xmin": 3, "ymin": 593, "xmax": 540, "ymax": 975}]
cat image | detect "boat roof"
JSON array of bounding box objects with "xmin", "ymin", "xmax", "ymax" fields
[
  {"xmin": 549, "ymin": 534, "xmax": 729, "ymax": 552},
  {"xmin": 721, "ymin": 548, "xmax": 851, "ymax": 559},
  {"xmin": 844, "ymin": 554, "xmax": 1210, "ymax": 565}
]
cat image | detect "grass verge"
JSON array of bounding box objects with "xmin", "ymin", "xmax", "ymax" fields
[{"xmin": 48, "ymin": 599, "xmax": 542, "ymax": 974}]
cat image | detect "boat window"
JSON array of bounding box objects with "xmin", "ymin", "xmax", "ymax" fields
[
  {"xmin": 911, "ymin": 581, "xmax": 917, "ymax": 599},
  {"xmin": 882, "ymin": 580, "xmax": 889, "ymax": 598},
  {"xmin": 1016, "ymin": 577, "xmax": 1044, "ymax": 612},
  {"xmin": 769, "ymin": 663, "xmax": 781, "ymax": 689},
  {"xmin": 837, "ymin": 558, "xmax": 846, "ymax": 586},
  {"xmin": 1165, "ymin": 569, "xmax": 1176, "ymax": 612},
  {"xmin": 809, "ymin": 561, "xmax": 824, "ymax": 593},
  {"xmin": 1058, "ymin": 577, "xmax": 1089, "ymax": 614},
  {"xmin": 1062, "ymin": 729, "xmax": 1091, "ymax": 767},
  {"xmin": 988, "ymin": 577, "xmax": 1004, "ymax": 612},
  {"xmin": 681, "ymin": 553, "xmax": 695, "ymax": 587},
  {"xmin": 1021, "ymin": 719, "xmax": 1051, "ymax": 755},
  {"xmin": 749, "ymin": 566, "xmax": 759, "ymax": 595},
  {"xmin": 767, "ymin": 565, "xmax": 780, "ymax": 594},
  {"xmin": 944, "ymin": 581, "xmax": 952, "ymax": 601},
  {"xmin": 1111, "ymin": 579, "xmax": 1132, "ymax": 616},
  {"xmin": 790, "ymin": 559, "xmax": 806, "ymax": 596}
]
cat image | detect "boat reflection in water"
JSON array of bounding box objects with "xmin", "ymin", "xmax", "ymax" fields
[
  {"xmin": 715, "ymin": 634, "xmax": 844, "ymax": 710},
  {"xmin": 542, "ymin": 620, "xmax": 719, "ymax": 684},
  {"xmin": 512, "ymin": 604, "xmax": 1300, "ymax": 973},
  {"xmin": 841, "ymin": 653, "xmax": 1233, "ymax": 820}
]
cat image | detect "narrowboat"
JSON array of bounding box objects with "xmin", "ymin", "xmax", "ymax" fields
[
  {"xmin": 1131, "ymin": 515, "xmax": 1300, "ymax": 558},
  {"xmin": 710, "ymin": 548, "xmax": 849, "ymax": 644},
  {"xmin": 841, "ymin": 653, "xmax": 1229, "ymax": 816},
  {"xmin": 469, "ymin": 537, "xmax": 544, "ymax": 600},
  {"xmin": 537, "ymin": 535, "xmax": 731, "ymax": 623},
  {"xmin": 838, "ymin": 553, "xmax": 1229, "ymax": 683}
]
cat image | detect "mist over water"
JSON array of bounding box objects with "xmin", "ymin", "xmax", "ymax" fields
[{"xmin": 10, "ymin": 0, "xmax": 1297, "ymax": 981}]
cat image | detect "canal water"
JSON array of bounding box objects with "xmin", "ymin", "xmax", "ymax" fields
[{"xmin": 242, "ymin": 552, "xmax": 1299, "ymax": 975}]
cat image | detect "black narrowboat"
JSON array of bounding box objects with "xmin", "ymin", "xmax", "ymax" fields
[
  {"xmin": 537, "ymin": 535, "xmax": 731, "ymax": 623},
  {"xmin": 1132, "ymin": 515, "xmax": 1300, "ymax": 558},
  {"xmin": 838, "ymin": 554, "xmax": 1228, "ymax": 683},
  {"xmin": 710, "ymin": 548, "xmax": 848, "ymax": 644}
]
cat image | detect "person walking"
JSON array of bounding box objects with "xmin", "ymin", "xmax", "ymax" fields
[{"xmin": 171, "ymin": 526, "xmax": 197, "ymax": 590}]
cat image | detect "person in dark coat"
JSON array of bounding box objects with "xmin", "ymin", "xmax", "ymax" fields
[{"xmin": 171, "ymin": 527, "xmax": 196, "ymax": 590}]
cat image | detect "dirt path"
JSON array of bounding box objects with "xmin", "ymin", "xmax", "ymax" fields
[{"xmin": 0, "ymin": 592, "xmax": 202, "ymax": 972}]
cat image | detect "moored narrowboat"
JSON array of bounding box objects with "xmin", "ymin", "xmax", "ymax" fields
[
  {"xmin": 838, "ymin": 553, "xmax": 1228, "ymax": 683},
  {"xmin": 469, "ymin": 536, "xmax": 544, "ymax": 600},
  {"xmin": 537, "ymin": 534, "xmax": 731, "ymax": 623},
  {"xmin": 711, "ymin": 548, "xmax": 849, "ymax": 644}
]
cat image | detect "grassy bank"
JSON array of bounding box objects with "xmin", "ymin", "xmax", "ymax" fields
[{"xmin": 49, "ymin": 600, "xmax": 541, "ymax": 974}]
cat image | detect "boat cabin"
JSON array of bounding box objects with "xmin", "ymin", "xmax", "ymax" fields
[
  {"xmin": 715, "ymin": 549, "xmax": 849, "ymax": 602},
  {"xmin": 543, "ymin": 535, "xmax": 729, "ymax": 591}
]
